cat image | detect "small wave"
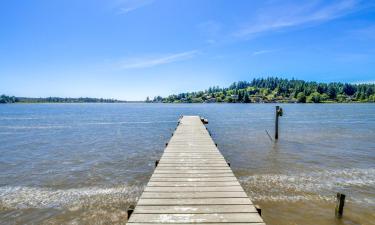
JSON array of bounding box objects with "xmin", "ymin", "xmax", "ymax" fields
[
  {"xmin": 0, "ymin": 117, "xmax": 38, "ymax": 120},
  {"xmin": 240, "ymin": 168, "xmax": 375, "ymax": 205},
  {"xmin": 0, "ymin": 125, "xmax": 71, "ymax": 130},
  {"xmin": 0, "ymin": 185, "xmax": 144, "ymax": 209},
  {"xmin": 248, "ymin": 194, "xmax": 335, "ymax": 202},
  {"xmin": 84, "ymin": 121, "xmax": 177, "ymax": 125}
]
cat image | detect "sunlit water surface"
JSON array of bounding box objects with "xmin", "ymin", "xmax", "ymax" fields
[{"xmin": 0, "ymin": 103, "xmax": 374, "ymax": 225}]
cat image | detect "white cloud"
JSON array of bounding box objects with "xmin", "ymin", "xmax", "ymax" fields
[
  {"xmin": 116, "ymin": 0, "xmax": 154, "ymax": 14},
  {"xmin": 234, "ymin": 0, "xmax": 360, "ymax": 37},
  {"xmin": 119, "ymin": 50, "xmax": 199, "ymax": 69},
  {"xmin": 252, "ymin": 49, "xmax": 278, "ymax": 56}
]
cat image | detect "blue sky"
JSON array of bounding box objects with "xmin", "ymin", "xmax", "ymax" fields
[{"xmin": 1, "ymin": 0, "xmax": 375, "ymax": 100}]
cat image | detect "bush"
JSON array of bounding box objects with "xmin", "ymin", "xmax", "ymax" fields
[
  {"xmin": 296, "ymin": 92, "xmax": 306, "ymax": 103},
  {"xmin": 307, "ymin": 92, "xmax": 321, "ymax": 103}
]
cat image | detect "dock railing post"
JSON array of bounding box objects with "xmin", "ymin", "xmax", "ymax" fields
[
  {"xmin": 275, "ymin": 106, "xmax": 283, "ymax": 139},
  {"xmin": 335, "ymin": 193, "xmax": 345, "ymax": 218}
]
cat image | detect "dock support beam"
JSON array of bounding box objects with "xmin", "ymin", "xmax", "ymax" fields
[
  {"xmin": 335, "ymin": 193, "xmax": 345, "ymax": 218},
  {"xmin": 275, "ymin": 106, "xmax": 283, "ymax": 139}
]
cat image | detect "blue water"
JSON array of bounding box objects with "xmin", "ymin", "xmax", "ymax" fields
[{"xmin": 0, "ymin": 103, "xmax": 374, "ymax": 224}]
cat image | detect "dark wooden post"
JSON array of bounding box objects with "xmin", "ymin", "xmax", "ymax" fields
[
  {"xmin": 255, "ymin": 205, "xmax": 261, "ymax": 216},
  {"xmin": 275, "ymin": 106, "xmax": 283, "ymax": 139},
  {"xmin": 335, "ymin": 193, "xmax": 345, "ymax": 218},
  {"xmin": 127, "ymin": 205, "xmax": 134, "ymax": 219}
]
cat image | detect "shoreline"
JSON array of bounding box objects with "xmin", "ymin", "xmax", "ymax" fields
[{"xmin": 1, "ymin": 101, "xmax": 375, "ymax": 105}]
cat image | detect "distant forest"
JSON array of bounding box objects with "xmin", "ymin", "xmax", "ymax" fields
[
  {"xmin": 0, "ymin": 96, "xmax": 125, "ymax": 104},
  {"xmin": 151, "ymin": 77, "xmax": 375, "ymax": 103}
]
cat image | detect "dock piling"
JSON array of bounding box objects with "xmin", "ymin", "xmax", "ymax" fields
[
  {"xmin": 275, "ymin": 106, "xmax": 283, "ymax": 139},
  {"xmin": 255, "ymin": 205, "xmax": 262, "ymax": 216},
  {"xmin": 335, "ymin": 193, "xmax": 346, "ymax": 218},
  {"xmin": 127, "ymin": 205, "xmax": 134, "ymax": 219}
]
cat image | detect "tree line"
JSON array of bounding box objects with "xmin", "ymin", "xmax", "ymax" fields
[
  {"xmin": 152, "ymin": 77, "xmax": 375, "ymax": 103},
  {"xmin": 0, "ymin": 95, "xmax": 125, "ymax": 104}
]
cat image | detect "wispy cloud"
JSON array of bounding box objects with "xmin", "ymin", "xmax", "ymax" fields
[
  {"xmin": 234, "ymin": 0, "xmax": 361, "ymax": 37},
  {"xmin": 119, "ymin": 50, "xmax": 199, "ymax": 69},
  {"xmin": 348, "ymin": 25, "xmax": 375, "ymax": 39},
  {"xmin": 252, "ymin": 49, "xmax": 279, "ymax": 56},
  {"xmin": 116, "ymin": 0, "xmax": 154, "ymax": 14}
]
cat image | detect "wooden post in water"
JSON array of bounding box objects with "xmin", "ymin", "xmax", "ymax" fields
[
  {"xmin": 275, "ymin": 106, "xmax": 283, "ymax": 139},
  {"xmin": 335, "ymin": 193, "xmax": 346, "ymax": 218},
  {"xmin": 127, "ymin": 205, "xmax": 134, "ymax": 219},
  {"xmin": 255, "ymin": 205, "xmax": 261, "ymax": 216}
]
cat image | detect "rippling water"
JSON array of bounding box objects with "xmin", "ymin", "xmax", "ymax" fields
[{"xmin": 0, "ymin": 103, "xmax": 374, "ymax": 224}]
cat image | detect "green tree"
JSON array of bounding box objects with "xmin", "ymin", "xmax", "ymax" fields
[
  {"xmin": 307, "ymin": 92, "xmax": 321, "ymax": 103},
  {"xmin": 327, "ymin": 85, "xmax": 337, "ymax": 99},
  {"xmin": 343, "ymin": 83, "xmax": 356, "ymax": 96},
  {"xmin": 243, "ymin": 92, "xmax": 250, "ymax": 103},
  {"xmin": 296, "ymin": 92, "xmax": 306, "ymax": 103}
]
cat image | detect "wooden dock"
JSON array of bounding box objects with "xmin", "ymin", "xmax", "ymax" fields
[{"xmin": 127, "ymin": 115, "xmax": 265, "ymax": 225}]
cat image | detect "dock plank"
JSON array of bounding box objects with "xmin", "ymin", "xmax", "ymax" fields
[
  {"xmin": 129, "ymin": 213, "xmax": 263, "ymax": 223},
  {"xmin": 133, "ymin": 205, "xmax": 256, "ymax": 213},
  {"xmin": 141, "ymin": 191, "xmax": 247, "ymax": 199}
]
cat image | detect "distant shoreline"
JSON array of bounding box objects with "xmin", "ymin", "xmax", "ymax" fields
[
  {"xmin": 2, "ymin": 101, "xmax": 374, "ymax": 104},
  {"xmin": 2, "ymin": 77, "xmax": 375, "ymax": 104},
  {"xmin": 152, "ymin": 77, "xmax": 375, "ymax": 103}
]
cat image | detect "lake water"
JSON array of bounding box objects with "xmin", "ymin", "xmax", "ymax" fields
[{"xmin": 0, "ymin": 103, "xmax": 374, "ymax": 225}]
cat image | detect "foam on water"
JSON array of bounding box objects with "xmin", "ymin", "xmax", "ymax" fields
[
  {"xmin": 0, "ymin": 185, "xmax": 144, "ymax": 209},
  {"xmin": 240, "ymin": 168, "xmax": 375, "ymax": 205}
]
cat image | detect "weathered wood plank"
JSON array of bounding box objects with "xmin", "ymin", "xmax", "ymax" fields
[
  {"xmin": 128, "ymin": 223, "xmax": 265, "ymax": 225},
  {"xmin": 137, "ymin": 198, "xmax": 253, "ymax": 206},
  {"xmin": 133, "ymin": 205, "xmax": 256, "ymax": 213},
  {"xmin": 128, "ymin": 213, "xmax": 263, "ymax": 223},
  {"xmin": 151, "ymin": 173, "xmax": 236, "ymax": 178},
  {"xmin": 150, "ymin": 177, "xmax": 238, "ymax": 182},
  {"xmin": 156, "ymin": 166, "xmax": 230, "ymax": 170},
  {"xmin": 154, "ymin": 170, "xmax": 232, "ymax": 174},
  {"xmin": 147, "ymin": 181, "xmax": 240, "ymax": 187},
  {"xmin": 144, "ymin": 186, "xmax": 244, "ymax": 192},
  {"xmin": 141, "ymin": 192, "xmax": 248, "ymax": 199}
]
